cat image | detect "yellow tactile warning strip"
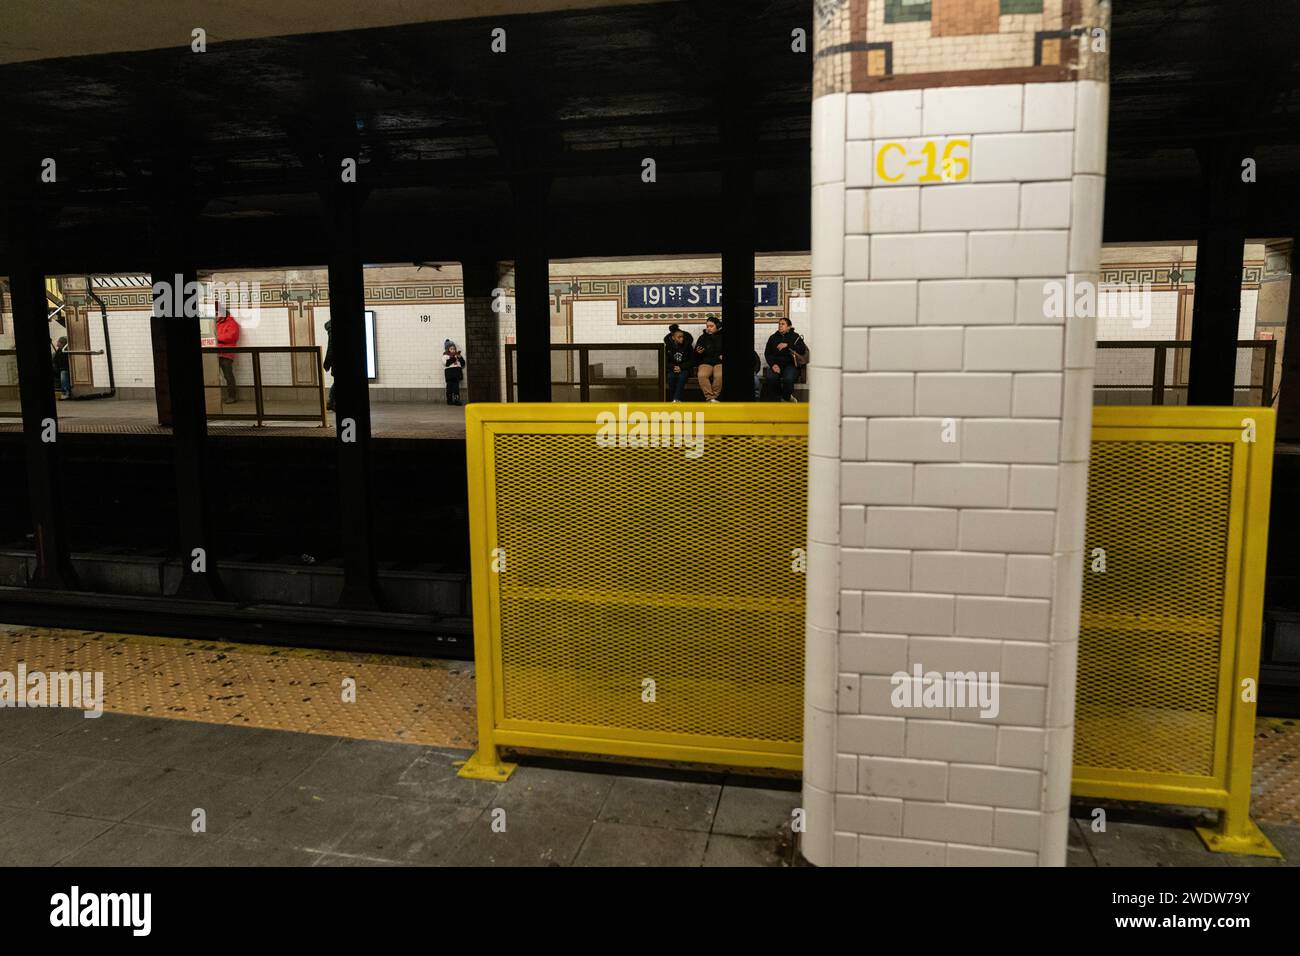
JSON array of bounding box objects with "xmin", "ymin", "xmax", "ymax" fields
[
  {"xmin": 1252, "ymin": 718, "xmax": 1300, "ymax": 825},
  {"xmin": 0, "ymin": 624, "xmax": 1296, "ymax": 805},
  {"xmin": 0, "ymin": 626, "xmax": 477, "ymax": 748}
]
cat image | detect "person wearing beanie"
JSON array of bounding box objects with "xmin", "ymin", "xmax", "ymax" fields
[
  {"xmin": 763, "ymin": 316, "xmax": 809, "ymax": 402},
  {"xmin": 693, "ymin": 315, "xmax": 724, "ymax": 402},
  {"xmin": 663, "ymin": 323, "xmax": 695, "ymax": 402},
  {"xmin": 443, "ymin": 342, "xmax": 466, "ymax": 405}
]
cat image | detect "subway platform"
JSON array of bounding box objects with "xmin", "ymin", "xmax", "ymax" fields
[
  {"xmin": 2, "ymin": 624, "xmax": 1297, "ymax": 867},
  {"xmin": 0, "ymin": 397, "xmax": 468, "ymax": 439}
]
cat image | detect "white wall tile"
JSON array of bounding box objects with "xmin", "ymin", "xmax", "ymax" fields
[
  {"xmin": 845, "ymin": 140, "xmax": 874, "ymax": 188},
  {"xmin": 913, "ymin": 464, "xmax": 1009, "ymax": 508},
  {"xmin": 871, "ymin": 89, "xmax": 924, "ymax": 138},
  {"xmin": 842, "ymin": 461, "xmax": 913, "ymax": 504},
  {"xmin": 868, "ymin": 186, "xmax": 921, "ymax": 233},
  {"xmin": 843, "ymin": 372, "xmax": 914, "ymax": 416},
  {"xmin": 847, "ymin": 93, "xmax": 872, "ymax": 140},
  {"xmin": 845, "ymin": 235, "xmax": 871, "ymax": 280},
  {"xmin": 864, "ymin": 507, "xmax": 958, "ymax": 550},
  {"xmin": 915, "ymin": 373, "xmax": 1013, "ymax": 417},
  {"xmin": 1022, "ymin": 83, "xmax": 1075, "ymax": 131},
  {"xmin": 921, "ymin": 184, "xmax": 1020, "ymax": 232},
  {"xmin": 1074, "ymin": 81, "xmax": 1109, "ymax": 175},
  {"xmin": 918, "ymin": 279, "xmax": 1015, "ymax": 325},
  {"xmin": 813, "ymin": 182, "xmax": 846, "ymax": 276},
  {"xmin": 845, "ymin": 280, "xmax": 917, "ymax": 327},
  {"xmin": 959, "ymin": 510, "xmax": 1056, "ymax": 553},
  {"xmin": 862, "ymin": 591, "xmax": 956, "ymax": 636},
  {"xmin": 972, "ymin": 131, "xmax": 1073, "ymax": 183},
  {"xmin": 962, "ymin": 419, "xmax": 1061, "ymax": 464},
  {"xmin": 869, "ymin": 327, "xmax": 964, "ymax": 370},
  {"xmin": 924, "ymin": 84, "xmax": 1022, "ymax": 135},
  {"xmin": 1019, "ymin": 181, "xmax": 1071, "ymax": 229},
  {"xmin": 1007, "ymin": 554, "xmax": 1053, "ymax": 599},
  {"xmin": 968, "ymin": 231, "xmax": 1069, "ymax": 278},
  {"xmin": 867, "ymin": 417, "xmax": 962, "ymax": 462},
  {"xmin": 1011, "ymin": 372, "xmax": 1063, "ymax": 416},
  {"xmin": 871, "ymin": 234, "xmax": 967, "ymax": 280},
  {"xmin": 911, "ymin": 551, "xmax": 1007, "ymax": 595},
  {"xmin": 813, "ymin": 92, "xmax": 847, "ymax": 185},
  {"xmin": 965, "ymin": 326, "xmax": 1063, "ymax": 371}
]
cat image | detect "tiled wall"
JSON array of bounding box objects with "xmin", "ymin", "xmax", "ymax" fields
[
  {"xmin": 806, "ymin": 0, "xmax": 1109, "ymax": 866},
  {"xmin": 62, "ymin": 262, "xmax": 815, "ymax": 401},
  {"xmin": 571, "ymin": 299, "xmax": 777, "ymax": 358},
  {"xmin": 0, "ymin": 294, "xmax": 15, "ymax": 388}
]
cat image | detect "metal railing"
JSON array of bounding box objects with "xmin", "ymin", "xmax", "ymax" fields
[
  {"xmin": 1095, "ymin": 339, "xmax": 1277, "ymax": 406},
  {"xmin": 202, "ymin": 345, "xmax": 326, "ymax": 427},
  {"xmin": 505, "ymin": 343, "xmax": 666, "ymax": 403},
  {"xmin": 459, "ymin": 401, "xmax": 808, "ymax": 780},
  {"xmin": 1072, "ymin": 405, "xmax": 1278, "ymax": 857}
]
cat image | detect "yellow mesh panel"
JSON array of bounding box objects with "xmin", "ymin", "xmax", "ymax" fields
[
  {"xmin": 492, "ymin": 431, "xmax": 806, "ymax": 744},
  {"xmin": 1074, "ymin": 440, "xmax": 1233, "ymax": 777}
]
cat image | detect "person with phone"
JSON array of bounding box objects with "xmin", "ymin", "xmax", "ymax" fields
[
  {"xmin": 763, "ymin": 316, "xmax": 809, "ymax": 403},
  {"xmin": 694, "ymin": 315, "xmax": 724, "ymax": 402},
  {"xmin": 664, "ymin": 323, "xmax": 694, "ymax": 402}
]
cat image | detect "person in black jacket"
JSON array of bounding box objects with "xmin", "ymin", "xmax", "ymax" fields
[
  {"xmin": 663, "ymin": 324, "xmax": 694, "ymax": 402},
  {"xmin": 52, "ymin": 336, "xmax": 71, "ymax": 400},
  {"xmin": 763, "ymin": 317, "xmax": 809, "ymax": 402},
  {"xmin": 443, "ymin": 342, "xmax": 466, "ymax": 405},
  {"xmin": 322, "ymin": 320, "xmax": 334, "ymax": 411},
  {"xmin": 693, "ymin": 315, "xmax": 724, "ymax": 402}
]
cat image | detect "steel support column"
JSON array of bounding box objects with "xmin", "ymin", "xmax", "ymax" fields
[
  {"xmin": 7, "ymin": 233, "xmax": 77, "ymax": 588},
  {"xmin": 152, "ymin": 179, "xmax": 224, "ymax": 599},
  {"xmin": 323, "ymin": 185, "xmax": 381, "ymax": 608},
  {"xmin": 1188, "ymin": 144, "xmax": 1250, "ymax": 406},
  {"xmin": 721, "ymin": 147, "xmax": 757, "ymax": 402},
  {"xmin": 463, "ymin": 257, "xmax": 503, "ymax": 404},
  {"xmin": 513, "ymin": 176, "xmax": 551, "ymax": 403}
]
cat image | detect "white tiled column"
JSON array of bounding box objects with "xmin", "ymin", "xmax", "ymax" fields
[{"xmin": 804, "ymin": 67, "xmax": 1109, "ymax": 868}]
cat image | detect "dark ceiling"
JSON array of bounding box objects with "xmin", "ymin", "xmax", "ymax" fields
[
  {"xmin": 0, "ymin": 0, "xmax": 1298, "ymax": 273},
  {"xmin": 0, "ymin": 0, "xmax": 811, "ymax": 272}
]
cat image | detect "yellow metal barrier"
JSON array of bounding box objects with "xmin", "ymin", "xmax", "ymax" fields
[
  {"xmin": 1072, "ymin": 405, "xmax": 1278, "ymax": 857},
  {"xmin": 459, "ymin": 402, "xmax": 808, "ymax": 780}
]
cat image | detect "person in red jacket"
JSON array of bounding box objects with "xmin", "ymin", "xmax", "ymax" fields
[{"xmin": 215, "ymin": 306, "xmax": 241, "ymax": 404}]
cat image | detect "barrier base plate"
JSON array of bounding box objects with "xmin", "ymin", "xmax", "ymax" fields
[
  {"xmin": 1195, "ymin": 819, "xmax": 1283, "ymax": 858},
  {"xmin": 456, "ymin": 750, "xmax": 518, "ymax": 781}
]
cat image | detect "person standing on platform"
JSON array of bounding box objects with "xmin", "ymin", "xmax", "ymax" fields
[
  {"xmin": 694, "ymin": 315, "xmax": 724, "ymax": 402},
  {"xmin": 664, "ymin": 323, "xmax": 694, "ymax": 402},
  {"xmin": 322, "ymin": 319, "xmax": 335, "ymax": 411},
  {"xmin": 52, "ymin": 336, "xmax": 71, "ymax": 400},
  {"xmin": 216, "ymin": 305, "xmax": 241, "ymax": 404},
  {"xmin": 443, "ymin": 341, "xmax": 466, "ymax": 406}
]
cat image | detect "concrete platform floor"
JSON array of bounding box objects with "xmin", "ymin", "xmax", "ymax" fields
[
  {"xmin": 0, "ymin": 396, "xmax": 468, "ymax": 439},
  {"xmin": 0, "ymin": 707, "xmax": 1296, "ymax": 867},
  {"xmin": 0, "ymin": 708, "xmax": 801, "ymax": 866},
  {"xmin": 2, "ymin": 624, "xmax": 1298, "ymax": 866}
]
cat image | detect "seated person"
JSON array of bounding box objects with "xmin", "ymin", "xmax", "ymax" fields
[
  {"xmin": 763, "ymin": 317, "xmax": 808, "ymax": 403},
  {"xmin": 663, "ymin": 324, "xmax": 694, "ymax": 402}
]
